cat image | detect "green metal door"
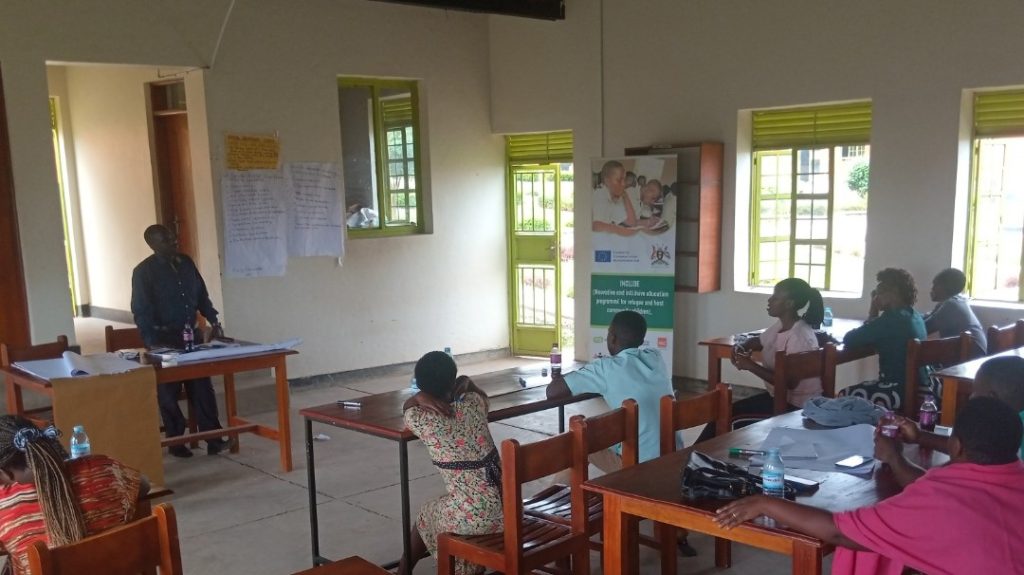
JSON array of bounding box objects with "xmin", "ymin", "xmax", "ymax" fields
[{"xmin": 509, "ymin": 164, "xmax": 560, "ymax": 356}]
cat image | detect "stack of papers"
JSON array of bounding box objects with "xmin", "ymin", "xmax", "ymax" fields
[
  {"xmin": 14, "ymin": 351, "xmax": 145, "ymax": 380},
  {"xmin": 169, "ymin": 338, "xmax": 302, "ymax": 364},
  {"xmin": 756, "ymin": 424, "xmax": 877, "ymax": 475}
]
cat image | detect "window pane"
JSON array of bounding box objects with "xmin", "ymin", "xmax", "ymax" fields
[
  {"xmin": 339, "ymin": 84, "xmax": 380, "ymax": 229},
  {"xmin": 969, "ymin": 138, "xmax": 1024, "ymax": 301}
]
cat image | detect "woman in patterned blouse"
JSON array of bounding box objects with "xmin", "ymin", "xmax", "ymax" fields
[
  {"xmin": 0, "ymin": 416, "xmax": 147, "ymax": 575},
  {"xmin": 398, "ymin": 351, "xmax": 503, "ymax": 575}
]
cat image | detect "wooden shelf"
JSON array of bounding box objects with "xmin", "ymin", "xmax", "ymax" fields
[{"xmin": 626, "ymin": 141, "xmax": 723, "ymax": 293}]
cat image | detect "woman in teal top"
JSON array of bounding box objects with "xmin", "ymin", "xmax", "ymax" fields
[{"xmin": 840, "ymin": 268, "xmax": 927, "ymax": 412}]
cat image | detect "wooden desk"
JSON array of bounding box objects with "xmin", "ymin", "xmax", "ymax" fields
[
  {"xmin": 299, "ymin": 361, "xmax": 597, "ymax": 569},
  {"xmin": 2, "ymin": 346, "xmax": 298, "ymax": 472},
  {"xmin": 698, "ymin": 318, "xmax": 865, "ymax": 389},
  {"xmin": 584, "ymin": 411, "xmax": 947, "ymax": 575},
  {"xmin": 936, "ymin": 346, "xmax": 1024, "ymax": 426}
]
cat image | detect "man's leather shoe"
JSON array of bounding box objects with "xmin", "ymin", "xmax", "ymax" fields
[
  {"xmin": 169, "ymin": 445, "xmax": 193, "ymax": 458},
  {"xmin": 207, "ymin": 438, "xmax": 236, "ymax": 455}
]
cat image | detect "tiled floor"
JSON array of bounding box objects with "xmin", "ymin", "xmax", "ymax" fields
[{"xmin": 66, "ymin": 318, "xmax": 823, "ymax": 574}]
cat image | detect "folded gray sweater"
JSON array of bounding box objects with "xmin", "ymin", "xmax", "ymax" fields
[{"xmin": 801, "ymin": 396, "xmax": 887, "ymax": 427}]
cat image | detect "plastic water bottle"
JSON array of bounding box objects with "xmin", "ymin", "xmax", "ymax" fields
[
  {"xmin": 443, "ymin": 347, "xmax": 452, "ymax": 357},
  {"xmin": 182, "ymin": 323, "xmax": 195, "ymax": 352},
  {"xmin": 918, "ymin": 395, "xmax": 939, "ymax": 432},
  {"xmin": 410, "ymin": 376, "xmax": 418, "ymax": 391},
  {"xmin": 761, "ymin": 448, "xmax": 785, "ymax": 498},
  {"xmin": 822, "ymin": 307, "xmax": 833, "ymax": 328},
  {"xmin": 550, "ymin": 343, "xmax": 562, "ymax": 375},
  {"xmin": 70, "ymin": 425, "xmax": 91, "ymax": 459}
]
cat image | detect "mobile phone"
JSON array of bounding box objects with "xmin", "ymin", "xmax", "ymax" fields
[{"xmin": 835, "ymin": 455, "xmax": 871, "ymax": 468}]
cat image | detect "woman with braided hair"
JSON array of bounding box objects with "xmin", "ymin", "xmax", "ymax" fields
[{"xmin": 0, "ymin": 416, "xmax": 147, "ymax": 575}]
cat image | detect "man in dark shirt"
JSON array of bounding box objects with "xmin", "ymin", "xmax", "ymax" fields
[{"xmin": 131, "ymin": 224, "xmax": 232, "ymax": 458}]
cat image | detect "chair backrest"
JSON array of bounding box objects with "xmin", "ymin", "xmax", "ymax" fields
[
  {"xmin": 986, "ymin": 319, "xmax": 1024, "ymax": 355},
  {"xmin": 904, "ymin": 332, "xmax": 972, "ymax": 416},
  {"xmin": 1, "ymin": 335, "xmax": 70, "ymax": 367},
  {"xmin": 500, "ymin": 433, "xmax": 585, "ymax": 573},
  {"xmin": 568, "ymin": 399, "xmax": 638, "ymax": 484},
  {"xmin": 104, "ymin": 326, "xmax": 145, "ymax": 353},
  {"xmin": 771, "ymin": 347, "xmax": 826, "ymax": 414},
  {"xmin": 659, "ymin": 384, "xmax": 731, "ymax": 454},
  {"xmin": 820, "ymin": 343, "xmax": 840, "ymax": 398},
  {"xmin": 27, "ymin": 503, "xmax": 182, "ymax": 575}
]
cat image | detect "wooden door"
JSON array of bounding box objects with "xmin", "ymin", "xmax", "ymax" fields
[
  {"xmin": 150, "ymin": 82, "xmax": 196, "ymax": 259},
  {"xmin": 0, "ymin": 67, "xmax": 31, "ymax": 348}
]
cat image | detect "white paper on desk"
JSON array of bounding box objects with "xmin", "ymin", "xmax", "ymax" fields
[
  {"xmin": 173, "ymin": 338, "xmax": 302, "ymax": 363},
  {"xmin": 13, "ymin": 352, "xmax": 143, "ymax": 379},
  {"xmin": 757, "ymin": 424, "xmax": 876, "ymax": 474}
]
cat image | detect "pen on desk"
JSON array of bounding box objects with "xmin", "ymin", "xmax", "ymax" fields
[
  {"xmin": 517, "ymin": 377, "xmax": 527, "ymax": 388},
  {"xmin": 337, "ymin": 401, "xmax": 362, "ymax": 409},
  {"xmin": 728, "ymin": 447, "xmax": 766, "ymax": 458}
]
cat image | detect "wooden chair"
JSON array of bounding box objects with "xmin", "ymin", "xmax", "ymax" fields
[
  {"xmin": 1, "ymin": 335, "xmax": 69, "ymax": 418},
  {"xmin": 289, "ymin": 555, "xmax": 390, "ymax": 575},
  {"xmin": 770, "ymin": 347, "xmax": 828, "ymax": 414},
  {"xmin": 106, "ymin": 325, "xmax": 198, "ymax": 447},
  {"xmin": 524, "ymin": 400, "xmax": 639, "ymax": 554},
  {"xmin": 986, "ymin": 319, "xmax": 1024, "ymax": 355},
  {"xmin": 437, "ymin": 433, "xmax": 589, "ymax": 575},
  {"xmin": 27, "ymin": 503, "xmax": 182, "ymax": 575},
  {"xmin": 824, "ymin": 341, "xmax": 875, "ymax": 398},
  {"xmin": 904, "ymin": 331, "xmax": 972, "ymax": 417},
  {"xmin": 658, "ymin": 384, "xmax": 732, "ymax": 574}
]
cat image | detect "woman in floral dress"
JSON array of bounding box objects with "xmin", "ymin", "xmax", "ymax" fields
[{"xmin": 398, "ymin": 351, "xmax": 503, "ymax": 575}]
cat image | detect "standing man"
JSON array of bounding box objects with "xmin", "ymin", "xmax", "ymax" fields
[{"xmin": 131, "ymin": 224, "xmax": 232, "ymax": 458}]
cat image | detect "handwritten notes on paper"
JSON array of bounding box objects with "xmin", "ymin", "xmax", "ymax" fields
[
  {"xmin": 222, "ymin": 163, "xmax": 343, "ymax": 277},
  {"xmin": 225, "ymin": 134, "xmax": 280, "ymax": 170},
  {"xmin": 286, "ymin": 163, "xmax": 343, "ymax": 258},
  {"xmin": 222, "ymin": 170, "xmax": 288, "ymax": 277}
]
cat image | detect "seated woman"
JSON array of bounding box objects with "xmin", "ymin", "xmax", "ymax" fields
[
  {"xmin": 840, "ymin": 268, "xmax": 927, "ymax": 412},
  {"xmin": 398, "ymin": 352, "xmax": 503, "ymax": 575},
  {"xmin": 698, "ymin": 278, "xmax": 824, "ymax": 442},
  {"xmin": 713, "ymin": 396, "xmax": 1024, "ymax": 575},
  {"xmin": 0, "ymin": 416, "xmax": 148, "ymax": 575}
]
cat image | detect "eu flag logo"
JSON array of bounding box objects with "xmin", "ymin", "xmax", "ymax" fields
[{"xmin": 595, "ymin": 250, "xmax": 611, "ymax": 262}]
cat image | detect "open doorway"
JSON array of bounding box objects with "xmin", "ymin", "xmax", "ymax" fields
[
  {"xmin": 506, "ymin": 132, "xmax": 575, "ymax": 358},
  {"xmin": 45, "ymin": 64, "xmax": 212, "ymax": 343}
]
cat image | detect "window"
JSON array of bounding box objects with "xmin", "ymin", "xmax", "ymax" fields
[
  {"xmin": 965, "ymin": 90, "xmax": 1024, "ymax": 302},
  {"xmin": 750, "ymin": 102, "xmax": 871, "ymax": 293},
  {"xmin": 338, "ymin": 77, "xmax": 423, "ymax": 235}
]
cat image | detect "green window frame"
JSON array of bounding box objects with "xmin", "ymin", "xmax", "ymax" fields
[
  {"xmin": 749, "ymin": 102, "xmax": 872, "ymax": 292},
  {"xmin": 339, "ymin": 77, "xmax": 424, "ymax": 237},
  {"xmin": 965, "ymin": 89, "xmax": 1024, "ymax": 302}
]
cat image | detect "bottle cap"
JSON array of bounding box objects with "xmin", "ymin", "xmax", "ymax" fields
[{"xmin": 73, "ymin": 425, "xmax": 84, "ymax": 433}]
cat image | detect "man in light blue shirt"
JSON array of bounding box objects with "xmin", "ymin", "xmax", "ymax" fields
[{"xmin": 546, "ymin": 310, "xmax": 673, "ymax": 467}]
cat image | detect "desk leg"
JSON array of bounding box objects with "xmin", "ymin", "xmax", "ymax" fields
[
  {"xmin": 791, "ymin": 542, "xmax": 821, "ymax": 575},
  {"xmin": 707, "ymin": 348, "xmax": 723, "ymax": 390},
  {"xmin": 558, "ymin": 405, "xmax": 565, "ymax": 433},
  {"xmin": 223, "ymin": 373, "xmax": 239, "ymax": 453},
  {"xmin": 399, "ymin": 439, "xmax": 412, "ymax": 568},
  {"xmin": 276, "ymin": 358, "xmax": 293, "ymax": 472},
  {"xmin": 602, "ymin": 496, "xmax": 630, "ymax": 575},
  {"xmin": 305, "ymin": 419, "xmax": 328, "ymax": 566},
  {"xmin": 5, "ymin": 376, "xmax": 23, "ymax": 416},
  {"xmin": 940, "ymin": 377, "xmax": 959, "ymax": 426}
]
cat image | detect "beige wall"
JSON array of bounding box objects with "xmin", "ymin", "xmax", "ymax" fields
[
  {"xmin": 1, "ymin": 1, "xmax": 508, "ymax": 379},
  {"xmin": 490, "ymin": 0, "xmax": 1024, "ymax": 385}
]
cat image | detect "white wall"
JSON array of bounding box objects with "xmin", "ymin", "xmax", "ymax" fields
[
  {"xmin": 490, "ymin": 0, "xmax": 1024, "ymax": 385},
  {"xmin": 2, "ymin": 1, "xmax": 508, "ymax": 379},
  {"xmin": 59, "ymin": 65, "xmax": 164, "ymax": 312}
]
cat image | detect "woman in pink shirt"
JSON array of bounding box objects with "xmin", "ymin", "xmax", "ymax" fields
[{"xmin": 714, "ymin": 396, "xmax": 1024, "ymax": 575}]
